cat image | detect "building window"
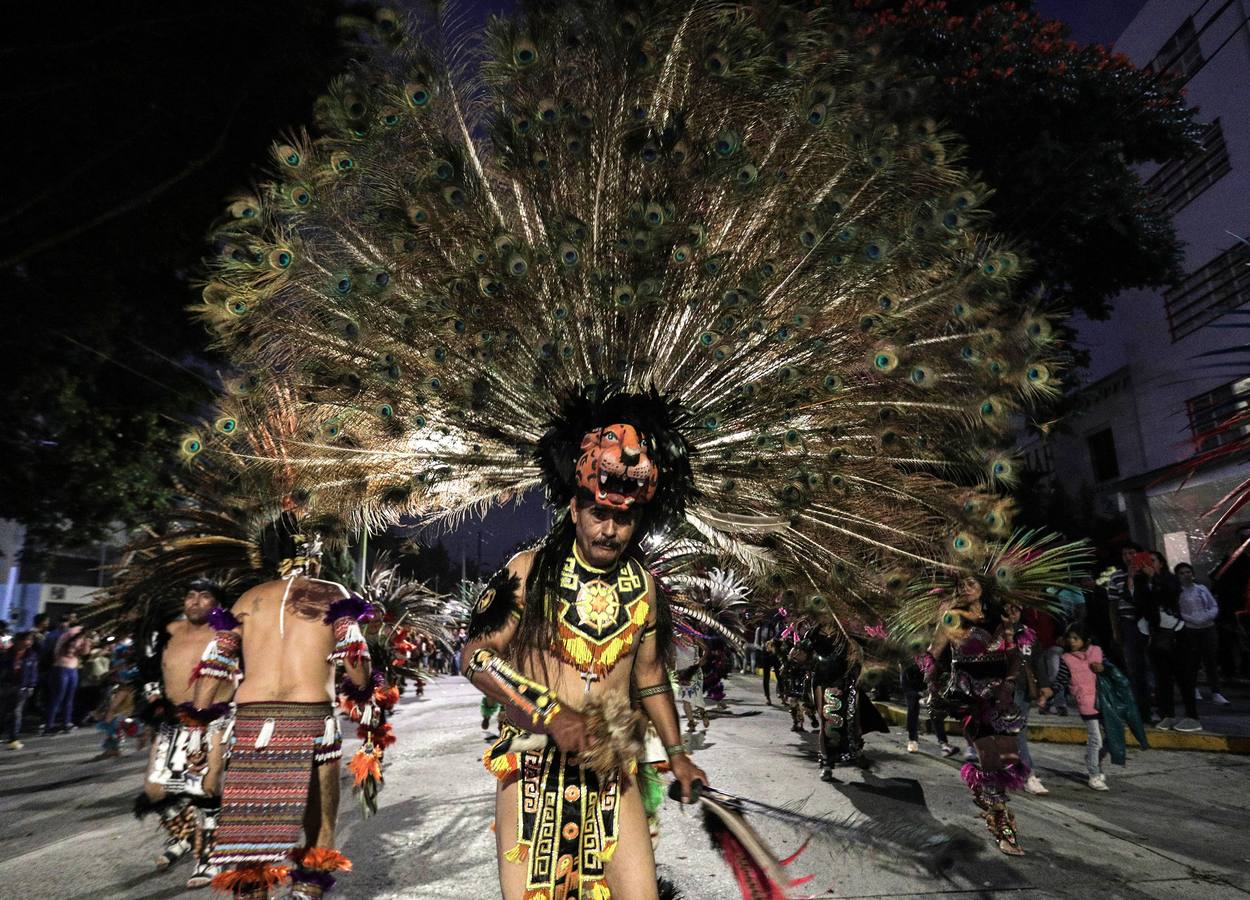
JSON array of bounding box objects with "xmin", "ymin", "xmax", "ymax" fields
[
  {"xmin": 1024, "ymin": 441, "xmax": 1054, "ymax": 476},
  {"xmin": 1146, "ymin": 120, "xmax": 1230, "ymax": 215},
  {"xmin": 1165, "ymin": 240, "xmax": 1250, "ymax": 340},
  {"xmin": 1087, "ymin": 429, "xmax": 1120, "ymax": 482},
  {"xmin": 1149, "ymin": 17, "xmax": 1204, "ymax": 79},
  {"xmin": 1187, "ymin": 377, "xmax": 1250, "ymax": 452}
]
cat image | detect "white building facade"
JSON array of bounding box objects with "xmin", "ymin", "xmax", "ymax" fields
[{"xmin": 1026, "ymin": 0, "xmax": 1250, "ymax": 569}]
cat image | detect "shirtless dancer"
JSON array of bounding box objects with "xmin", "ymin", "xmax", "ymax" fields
[
  {"xmin": 465, "ymin": 421, "xmax": 708, "ymax": 900},
  {"xmin": 136, "ymin": 579, "xmax": 228, "ymax": 889},
  {"xmin": 188, "ymin": 537, "xmax": 372, "ymax": 898}
]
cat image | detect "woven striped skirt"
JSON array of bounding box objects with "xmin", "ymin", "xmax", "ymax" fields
[{"xmin": 210, "ymin": 702, "xmax": 341, "ymax": 866}]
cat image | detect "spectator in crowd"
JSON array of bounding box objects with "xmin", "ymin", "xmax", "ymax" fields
[
  {"xmin": 44, "ymin": 623, "xmax": 90, "ymax": 734},
  {"xmin": 1175, "ymin": 563, "xmax": 1228, "ymax": 706},
  {"xmin": 900, "ymin": 660, "xmax": 956, "ymax": 757},
  {"xmin": 1137, "ymin": 552, "xmax": 1200, "ymax": 732},
  {"xmin": 1211, "ymin": 539, "xmax": 1250, "ymax": 680},
  {"xmin": 1025, "ymin": 602, "xmax": 1066, "ymax": 716},
  {"xmin": 77, "ymin": 635, "xmax": 111, "ymax": 724},
  {"xmin": 2, "ymin": 631, "xmax": 41, "ymax": 749},
  {"xmin": 1109, "ymin": 543, "xmax": 1151, "ymax": 721},
  {"xmin": 451, "ymin": 626, "xmax": 467, "ymax": 676},
  {"xmin": 1002, "ymin": 603, "xmax": 1049, "ymax": 795},
  {"xmin": 1042, "ymin": 624, "xmax": 1110, "ymax": 791}
]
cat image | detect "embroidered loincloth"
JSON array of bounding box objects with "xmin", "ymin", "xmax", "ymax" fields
[
  {"xmin": 147, "ymin": 716, "xmax": 232, "ymax": 797},
  {"xmin": 211, "ymin": 701, "xmax": 341, "ymax": 866},
  {"xmin": 485, "ymin": 722, "xmax": 630, "ymax": 900}
]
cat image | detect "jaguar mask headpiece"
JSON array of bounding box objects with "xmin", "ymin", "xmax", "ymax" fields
[{"xmin": 575, "ymin": 423, "xmax": 660, "ymax": 510}]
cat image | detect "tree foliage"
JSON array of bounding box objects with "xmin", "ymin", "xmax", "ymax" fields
[
  {"xmin": 847, "ymin": 0, "xmax": 1199, "ymax": 318},
  {"xmin": 1, "ymin": 3, "xmax": 356, "ymax": 565}
]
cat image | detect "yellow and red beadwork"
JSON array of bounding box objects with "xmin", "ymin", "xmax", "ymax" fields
[{"xmin": 553, "ymin": 545, "xmax": 650, "ymax": 678}]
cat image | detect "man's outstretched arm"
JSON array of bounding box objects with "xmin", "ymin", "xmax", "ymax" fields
[{"xmin": 634, "ymin": 575, "xmax": 708, "ymax": 802}]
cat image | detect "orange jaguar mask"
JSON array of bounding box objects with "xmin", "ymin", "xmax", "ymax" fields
[{"xmin": 576, "ymin": 423, "xmax": 659, "ymax": 510}]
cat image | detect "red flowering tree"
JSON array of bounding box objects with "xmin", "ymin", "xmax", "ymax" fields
[{"xmin": 847, "ymin": 0, "xmax": 1198, "ymax": 318}]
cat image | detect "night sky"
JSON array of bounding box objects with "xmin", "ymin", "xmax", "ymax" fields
[{"xmin": 1034, "ymin": 0, "xmax": 1150, "ymax": 46}]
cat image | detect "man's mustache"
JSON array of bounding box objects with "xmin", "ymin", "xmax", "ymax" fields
[{"xmin": 592, "ymin": 539, "xmax": 622, "ymax": 549}]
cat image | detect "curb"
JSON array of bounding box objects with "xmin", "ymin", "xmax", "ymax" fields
[{"xmin": 873, "ymin": 702, "xmax": 1250, "ymax": 754}]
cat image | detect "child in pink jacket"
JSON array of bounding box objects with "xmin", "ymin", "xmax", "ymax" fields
[{"xmin": 1043, "ymin": 625, "xmax": 1109, "ymax": 791}]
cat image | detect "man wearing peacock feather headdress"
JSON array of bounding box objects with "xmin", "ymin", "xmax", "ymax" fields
[
  {"xmin": 174, "ymin": 0, "xmax": 1093, "ymax": 888},
  {"xmin": 465, "ymin": 389, "xmax": 708, "ymax": 899}
]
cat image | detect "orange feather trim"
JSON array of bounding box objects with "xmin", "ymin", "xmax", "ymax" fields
[
  {"xmin": 348, "ymin": 747, "xmax": 383, "ymax": 787},
  {"xmin": 290, "ymin": 847, "xmax": 353, "ymax": 873},
  {"xmin": 210, "ymin": 864, "xmax": 290, "ymax": 892}
]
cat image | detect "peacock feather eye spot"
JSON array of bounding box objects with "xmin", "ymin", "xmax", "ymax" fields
[
  {"xmin": 384, "ymin": 113, "xmax": 400, "ymax": 126},
  {"xmin": 910, "ymin": 368, "xmax": 926, "ymax": 384},
  {"xmin": 566, "ymin": 137, "xmax": 584, "ymax": 155},
  {"xmin": 507, "ymin": 254, "xmax": 528, "ymax": 276},
  {"xmin": 375, "ymin": 272, "xmax": 389, "ymax": 287},
  {"xmin": 981, "ymin": 400, "xmax": 996, "ymax": 415},
  {"xmin": 553, "ymin": 305, "xmax": 569, "ymax": 321},
  {"xmin": 672, "ymin": 244, "xmax": 691, "ymax": 263},
  {"xmin": 295, "ymin": 190, "xmax": 311, "ymax": 206},
  {"xmin": 229, "ymin": 300, "xmax": 248, "ymax": 316},
  {"xmin": 713, "ymin": 347, "xmax": 729, "ymax": 361},
  {"xmin": 338, "ymin": 157, "xmax": 354, "ymax": 171},
  {"xmin": 808, "ymin": 103, "xmax": 827, "ymax": 126},
  {"xmin": 285, "ymin": 152, "xmax": 300, "ymax": 166},
  {"xmin": 698, "ymin": 331, "xmax": 716, "ymax": 347},
  {"xmin": 336, "ymin": 276, "xmax": 352, "ymax": 294},
  {"xmin": 943, "ymin": 210, "xmax": 960, "ymax": 228},
  {"xmin": 434, "ymin": 160, "xmax": 454, "ymax": 181},
  {"xmin": 428, "ymin": 376, "xmax": 443, "ymax": 390},
  {"xmin": 879, "ymin": 295, "xmax": 893, "ymax": 310},
  {"xmin": 275, "ymin": 251, "xmax": 292, "ymax": 268},
  {"xmin": 865, "ymin": 242, "xmax": 883, "ymax": 259},
  {"xmin": 703, "ymin": 257, "xmax": 723, "ymax": 275},
  {"xmin": 515, "ymin": 43, "xmax": 537, "ymax": 66},
  {"xmin": 736, "ymin": 163, "xmax": 758, "ymax": 185},
  {"xmin": 443, "ymin": 186, "xmax": 465, "ymax": 206}
]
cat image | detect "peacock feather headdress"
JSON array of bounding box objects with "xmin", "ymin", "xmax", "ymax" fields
[{"xmin": 182, "ymin": 1, "xmax": 1083, "ymax": 626}]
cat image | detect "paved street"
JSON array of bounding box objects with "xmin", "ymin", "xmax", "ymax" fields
[{"xmin": 2, "ymin": 674, "xmax": 1249, "ymax": 899}]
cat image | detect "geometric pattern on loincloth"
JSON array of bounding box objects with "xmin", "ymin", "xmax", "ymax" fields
[
  {"xmin": 514, "ymin": 744, "xmax": 622, "ymax": 899},
  {"xmin": 210, "ymin": 702, "xmax": 336, "ymax": 866}
]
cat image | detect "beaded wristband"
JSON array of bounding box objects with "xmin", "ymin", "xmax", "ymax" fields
[{"xmin": 664, "ymin": 742, "xmax": 688, "ymax": 758}]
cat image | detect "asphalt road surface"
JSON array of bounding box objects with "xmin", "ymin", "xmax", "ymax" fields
[{"xmin": 2, "ymin": 675, "xmax": 1248, "ymax": 899}]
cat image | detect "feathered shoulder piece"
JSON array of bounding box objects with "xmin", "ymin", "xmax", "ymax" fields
[
  {"xmin": 467, "ymin": 568, "xmax": 523, "ymax": 640},
  {"xmin": 325, "ymin": 593, "xmax": 376, "ymax": 625},
  {"xmin": 206, "ymin": 606, "xmax": 241, "ymax": 631}
]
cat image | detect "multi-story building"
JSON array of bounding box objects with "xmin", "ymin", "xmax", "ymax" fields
[
  {"xmin": 1025, "ymin": 0, "xmax": 1250, "ymax": 570},
  {"xmin": 0, "ymin": 518, "xmax": 121, "ymax": 629}
]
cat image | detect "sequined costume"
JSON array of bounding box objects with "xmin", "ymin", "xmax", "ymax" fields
[{"xmin": 923, "ymin": 617, "xmax": 1029, "ymax": 853}]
